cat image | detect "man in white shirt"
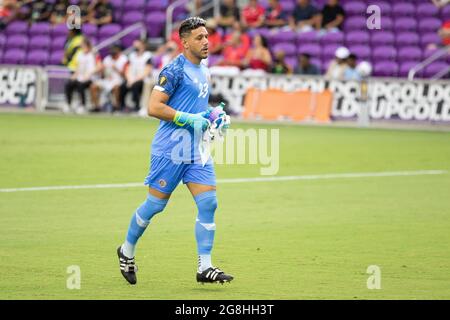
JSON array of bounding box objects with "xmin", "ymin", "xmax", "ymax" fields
[
  {"xmin": 91, "ymin": 44, "xmax": 128, "ymax": 112},
  {"xmin": 64, "ymin": 38, "xmax": 101, "ymax": 113},
  {"xmin": 119, "ymin": 39, "xmax": 153, "ymax": 112}
]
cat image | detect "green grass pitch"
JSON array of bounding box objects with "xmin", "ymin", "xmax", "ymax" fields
[{"xmin": 1, "ymin": 112, "xmax": 449, "ymax": 299}]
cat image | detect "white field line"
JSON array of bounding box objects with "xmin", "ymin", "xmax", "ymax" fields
[{"xmin": 0, "ymin": 170, "xmax": 447, "ymax": 193}]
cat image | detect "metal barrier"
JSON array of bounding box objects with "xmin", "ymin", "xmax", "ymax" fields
[{"xmin": 408, "ymin": 45, "xmax": 450, "ymax": 81}]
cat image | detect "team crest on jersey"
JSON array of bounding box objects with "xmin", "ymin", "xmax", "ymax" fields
[
  {"xmin": 158, "ymin": 179, "xmax": 167, "ymax": 188},
  {"xmin": 159, "ymin": 76, "xmax": 167, "ymax": 86}
]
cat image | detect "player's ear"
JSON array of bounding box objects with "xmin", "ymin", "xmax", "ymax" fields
[{"xmin": 181, "ymin": 36, "xmax": 189, "ymax": 50}]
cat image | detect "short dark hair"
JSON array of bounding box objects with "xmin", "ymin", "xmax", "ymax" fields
[
  {"xmin": 179, "ymin": 17, "xmax": 206, "ymax": 39},
  {"xmin": 348, "ymin": 53, "xmax": 357, "ymax": 60}
]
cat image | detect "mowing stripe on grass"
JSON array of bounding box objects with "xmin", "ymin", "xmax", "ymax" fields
[{"xmin": 0, "ymin": 170, "xmax": 447, "ymax": 193}]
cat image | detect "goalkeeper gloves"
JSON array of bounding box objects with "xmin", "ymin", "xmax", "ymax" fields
[{"xmin": 173, "ymin": 111, "xmax": 210, "ymax": 132}]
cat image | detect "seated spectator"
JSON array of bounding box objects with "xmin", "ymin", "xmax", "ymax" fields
[
  {"xmin": 20, "ymin": 0, "xmax": 52, "ymax": 23},
  {"xmin": 79, "ymin": 0, "xmax": 91, "ymax": 23},
  {"xmin": 271, "ymin": 51, "xmax": 292, "ymax": 74},
  {"xmin": 63, "ymin": 29, "xmax": 85, "ymax": 72},
  {"xmin": 0, "ymin": 0, "xmax": 19, "ymax": 30},
  {"xmin": 159, "ymin": 40, "xmax": 180, "ymax": 69},
  {"xmin": 344, "ymin": 54, "xmax": 361, "ymax": 81},
  {"xmin": 50, "ymin": 0, "xmax": 69, "ymax": 25},
  {"xmin": 289, "ymin": 0, "xmax": 320, "ymax": 32},
  {"xmin": 217, "ymin": 0, "xmax": 240, "ymax": 30},
  {"xmin": 88, "ymin": 0, "xmax": 113, "ymax": 26},
  {"xmin": 223, "ymin": 21, "xmax": 251, "ymax": 54},
  {"xmin": 241, "ymin": 0, "xmax": 265, "ymax": 29},
  {"xmin": 205, "ymin": 18, "xmax": 223, "ymax": 55},
  {"xmin": 325, "ymin": 46, "xmax": 349, "ymax": 80},
  {"xmin": 294, "ymin": 53, "xmax": 320, "ymax": 75},
  {"xmin": 119, "ymin": 39, "xmax": 153, "ymax": 112},
  {"xmin": 219, "ymin": 32, "xmax": 248, "ymax": 67},
  {"xmin": 187, "ymin": 0, "xmax": 214, "ymax": 19},
  {"xmin": 65, "ymin": 38, "xmax": 102, "ymax": 113},
  {"xmin": 439, "ymin": 20, "xmax": 450, "ymax": 46},
  {"xmin": 265, "ymin": 0, "xmax": 288, "ymax": 28},
  {"xmin": 318, "ymin": 0, "xmax": 345, "ymax": 32},
  {"xmin": 91, "ymin": 44, "xmax": 128, "ymax": 112},
  {"xmin": 242, "ymin": 34, "xmax": 272, "ymax": 71}
]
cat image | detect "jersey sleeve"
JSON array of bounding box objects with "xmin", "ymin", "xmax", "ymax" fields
[{"xmin": 154, "ymin": 62, "xmax": 184, "ymax": 97}]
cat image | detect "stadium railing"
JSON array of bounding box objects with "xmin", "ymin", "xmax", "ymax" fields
[{"xmin": 408, "ymin": 44, "xmax": 450, "ymax": 80}]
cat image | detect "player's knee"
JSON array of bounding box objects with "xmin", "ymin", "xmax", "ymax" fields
[
  {"xmin": 137, "ymin": 193, "xmax": 168, "ymax": 221},
  {"xmin": 195, "ymin": 190, "xmax": 217, "ymax": 222}
]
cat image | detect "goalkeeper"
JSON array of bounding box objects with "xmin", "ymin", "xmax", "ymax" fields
[{"xmin": 116, "ymin": 17, "xmax": 233, "ymax": 285}]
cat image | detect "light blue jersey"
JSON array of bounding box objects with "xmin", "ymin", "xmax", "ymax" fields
[{"xmin": 152, "ymin": 54, "xmax": 210, "ymax": 162}]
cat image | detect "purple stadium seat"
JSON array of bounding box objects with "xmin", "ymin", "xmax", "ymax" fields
[
  {"xmin": 371, "ymin": 31, "xmax": 395, "ymax": 46},
  {"xmin": 441, "ymin": 5, "xmax": 450, "ymax": 21},
  {"xmin": 98, "ymin": 24, "xmax": 121, "ymax": 38},
  {"xmin": 51, "ymin": 23, "xmax": 69, "ymax": 38},
  {"xmin": 416, "ymin": 3, "xmax": 439, "ymax": 17},
  {"xmin": 280, "ymin": 0, "xmax": 295, "ymax": 14},
  {"xmin": 343, "ymin": 1, "xmax": 366, "ymax": 15},
  {"xmin": 121, "ymin": 11, "xmax": 145, "ymax": 26},
  {"xmin": 319, "ymin": 32, "xmax": 344, "ymax": 46},
  {"xmin": 29, "ymin": 35, "xmax": 51, "ymax": 50},
  {"xmin": 373, "ymin": 61, "xmax": 398, "ymax": 77},
  {"xmin": 392, "ymin": 3, "xmax": 415, "ymax": 17},
  {"xmin": 344, "ymin": 16, "xmax": 366, "ymax": 31},
  {"xmin": 380, "ymin": 16, "xmax": 393, "ymax": 31},
  {"xmin": 284, "ymin": 56, "xmax": 298, "ymax": 71},
  {"xmin": 398, "ymin": 47, "xmax": 422, "ymax": 61},
  {"xmin": 146, "ymin": 12, "xmax": 166, "ymax": 38},
  {"xmin": 122, "ymin": 29, "xmax": 142, "ymax": 48},
  {"xmin": 425, "ymin": 62, "xmax": 450, "ymax": 78},
  {"xmin": 0, "ymin": 34, "xmax": 6, "ymax": 49},
  {"xmin": 271, "ymin": 30, "xmax": 296, "ymax": 46},
  {"xmin": 82, "ymin": 23, "xmax": 98, "ymax": 38},
  {"xmin": 394, "ymin": 18, "xmax": 416, "ymax": 32},
  {"xmin": 273, "ymin": 43, "xmax": 297, "ymax": 57},
  {"xmin": 298, "ymin": 43, "xmax": 321, "ymax": 57},
  {"xmin": 173, "ymin": 6, "xmax": 188, "ymax": 21},
  {"xmin": 348, "ymin": 45, "xmax": 371, "ymax": 60},
  {"xmin": 345, "ymin": 31, "xmax": 369, "ymax": 45},
  {"xmin": 26, "ymin": 50, "xmax": 49, "ymax": 66},
  {"xmin": 297, "ymin": 31, "xmax": 319, "ymax": 46},
  {"xmin": 29, "ymin": 22, "xmax": 51, "ymax": 36},
  {"xmin": 321, "ymin": 44, "xmax": 340, "ymax": 60},
  {"xmin": 419, "ymin": 18, "xmax": 443, "ymax": 33},
  {"xmin": 423, "ymin": 48, "xmax": 449, "ymax": 62},
  {"xmin": 6, "ymin": 35, "xmax": 28, "ymax": 50},
  {"xmin": 127, "ymin": 0, "xmax": 146, "ymax": 11},
  {"xmin": 146, "ymin": 0, "xmax": 167, "ymax": 13},
  {"xmin": 372, "ymin": 45, "xmax": 397, "ymax": 60},
  {"xmin": 398, "ymin": 61, "xmax": 421, "ymax": 78},
  {"xmin": 5, "ymin": 21, "xmax": 28, "ymax": 35},
  {"xmin": 52, "ymin": 36, "xmax": 67, "ymax": 50},
  {"xmin": 420, "ymin": 32, "xmax": 442, "ymax": 47},
  {"xmin": 395, "ymin": 32, "xmax": 419, "ymax": 47},
  {"xmin": 109, "ymin": 0, "xmax": 123, "ymax": 9},
  {"xmin": 3, "ymin": 49, "xmax": 26, "ymax": 64},
  {"xmin": 374, "ymin": 2, "xmax": 392, "ymax": 17},
  {"xmin": 48, "ymin": 50, "xmax": 64, "ymax": 65}
]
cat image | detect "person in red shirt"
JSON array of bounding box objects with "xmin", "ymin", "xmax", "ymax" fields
[
  {"xmin": 223, "ymin": 21, "xmax": 251, "ymax": 54},
  {"xmin": 205, "ymin": 18, "xmax": 223, "ymax": 55},
  {"xmin": 265, "ymin": 0, "xmax": 287, "ymax": 28},
  {"xmin": 242, "ymin": 0, "xmax": 265, "ymax": 28},
  {"xmin": 439, "ymin": 20, "xmax": 450, "ymax": 46},
  {"xmin": 220, "ymin": 32, "xmax": 248, "ymax": 67}
]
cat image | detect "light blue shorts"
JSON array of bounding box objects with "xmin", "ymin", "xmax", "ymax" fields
[{"xmin": 144, "ymin": 155, "xmax": 216, "ymax": 194}]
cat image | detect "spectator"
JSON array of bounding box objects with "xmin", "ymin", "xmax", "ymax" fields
[
  {"xmin": 65, "ymin": 38, "xmax": 102, "ymax": 113},
  {"xmin": 271, "ymin": 51, "xmax": 292, "ymax": 74},
  {"xmin": 438, "ymin": 20, "xmax": 450, "ymax": 46},
  {"xmin": 159, "ymin": 40, "xmax": 180, "ymax": 69},
  {"xmin": 187, "ymin": 0, "xmax": 214, "ymax": 19},
  {"xmin": 88, "ymin": 0, "xmax": 113, "ymax": 26},
  {"xmin": 219, "ymin": 32, "xmax": 248, "ymax": 67},
  {"xmin": 265, "ymin": 0, "xmax": 288, "ymax": 28},
  {"xmin": 289, "ymin": 0, "xmax": 320, "ymax": 32},
  {"xmin": 50, "ymin": 0, "xmax": 69, "ymax": 25},
  {"xmin": 294, "ymin": 53, "xmax": 320, "ymax": 75},
  {"xmin": 241, "ymin": 0, "xmax": 265, "ymax": 28},
  {"xmin": 119, "ymin": 39, "xmax": 153, "ymax": 112},
  {"xmin": 0, "ymin": 0, "xmax": 19, "ymax": 30},
  {"xmin": 79, "ymin": 0, "xmax": 91, "ymax": 23},
  {"xmin": 217, "ymin": 0, "xmax": 240, "ymax": 30},
  {"xmin": 344, "ymin": 54, "xmax": 361, "ymax": 81},
  {"xmin": 205, "ymin": 18, "xmax": 223, "ymax": 55},
  {"xmin": 223, "ymin": 21, "xmax": 251, "ymax": 53},
  {"xmin": 62, "ymin": 28, "xmax": 85, "ymax": 72},
  {"xmin": 20, "ymin": 0, "xmax": 53, "ymax": 23},
  {"xmin": 325, "ymin": 46, "xmax": 349, "ymax": 80},
  {"xmin": 242, "ymin": 34, "xmax": 272, "ymax": 71},
  {"xmin": 318, "ymin": 0, "xmax": 345, "ymax": 32},
  {"xmin": 431, "ymin": 0, "xmax": 450, "ymax": 8},
  {"xmin": 91, "ymin": 44, "xmax": 128, "ymax": 112}
]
